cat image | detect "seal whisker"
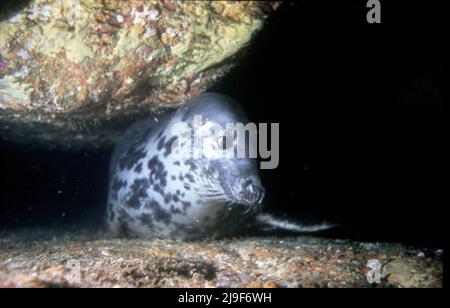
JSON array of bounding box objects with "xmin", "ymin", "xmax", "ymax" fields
[
  {"xmin": 243, "ymin": 206, "xmax": 253, "ymax": 215},
  {"xmin": 200, "ymin": 194, "xmax": 231, "ymax": 202}
]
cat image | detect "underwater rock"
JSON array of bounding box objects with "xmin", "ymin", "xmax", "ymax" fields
[
  {"xmin": 0, "ymin": 231, "xmax": 443, "ymax": 288},
  {"xmin": 384, "ymin": 258, "xmax": 442, "ymax": 288},
  {"xmin": 0, "ymin": 0, "xmax": 279, "ymax": 148}
]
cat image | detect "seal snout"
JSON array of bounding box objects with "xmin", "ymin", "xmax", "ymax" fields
[{"xmin": 237, "ymin": 179, "xmax": 265, "ymax": 206}]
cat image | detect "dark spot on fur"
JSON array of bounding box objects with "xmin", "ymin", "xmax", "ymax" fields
[
  {"xmin": 147, "ymin": 155, "xmax": 158, "ymax": 169},
  {"xmin": 146, "ymin": 200, "xmax": 171, "ymax": 224},
  {"xmin": 125, "ymin": 178, "xmax": 149, "ymax": 209},
  {"xmin": 145, "ymin": 199, "xmax": 160, "ymax": 209},
  {"xmin": 138, "ymin": 213, "xmax": 155, "ymax": 231},
  {"xmin": 185, "ymin": 173, "xmax": 195, "ymax": 183},
  {"xmin": 171, "ymin": 175, "xmax": 176, "ymax": 180},
  {"xmin": 173, "ymin": 194, "xmax": 179, "ymax": 203},
  {"xmin": 170, "ymin": 205, "xmax": 182, "ymax": 214},
  {"xmin": 184, "ymin": 159, "xmax": 197, "ymax": 171},
  {"xmin": 163, "ymin": 136, "xmax": 178, "ymax": 157},
  {"xmin": 134, "ymin": 162, "xmax": 143, "ymax": 173},
  {"xmin": 174, "ymin": 161, "xmax": 180, "ymax": 166},
  {"xmin": 164, "ymin": 193, "xmax": 172, "ymax": 204},
  {"xmin": 111, "ymin": 177, "xmax": 127, "ymax": 190},
  {"xmin": 181, "ymin": 201, "xmax": 191, "ymax": 210},
  {"xmin": 157, "ymin": 136, "xmax": 166, "ymax": 151},
  {"xmin": 148, "ymin": 155, "xmax": 167, "ymax": 186},
  {"xmin": 110, "ymin": 177, "xmax": 127, "ymax": 201},
  {"xmin": 153, "ymin": 183, "xmax": 164, "ymax": 196}
]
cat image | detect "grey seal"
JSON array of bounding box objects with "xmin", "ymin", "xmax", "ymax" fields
[{"xmin": 106, "ymin": 93, "xmax": 265, "ymax": 239}]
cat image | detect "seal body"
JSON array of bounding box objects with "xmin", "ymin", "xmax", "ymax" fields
[{"xmin": 106, "ymin": 93, "xmax": 265, "ymax": 239}]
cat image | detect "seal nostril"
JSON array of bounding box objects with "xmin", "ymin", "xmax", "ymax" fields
[{"xmin": 243, "ymin": 184, "xmax": 265, "ymax": 205}]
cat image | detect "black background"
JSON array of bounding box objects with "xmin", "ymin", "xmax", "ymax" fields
[{"xmin": 0, "ymin": 2, "xmax": 443, "ymax": 247}]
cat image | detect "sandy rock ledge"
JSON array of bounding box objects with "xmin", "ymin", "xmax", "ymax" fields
[{"xmin": 0, "ymin": 232, "xmax": 443, "ymax": 288}]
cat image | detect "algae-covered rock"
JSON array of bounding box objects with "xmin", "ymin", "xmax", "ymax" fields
[
  {"xmin": 384, "ymin": 258, "xmax": 442, "ymax": 288},
  {"xmin": 0, "ymin": 0, "xmax": 279, "ymax": 148}
]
